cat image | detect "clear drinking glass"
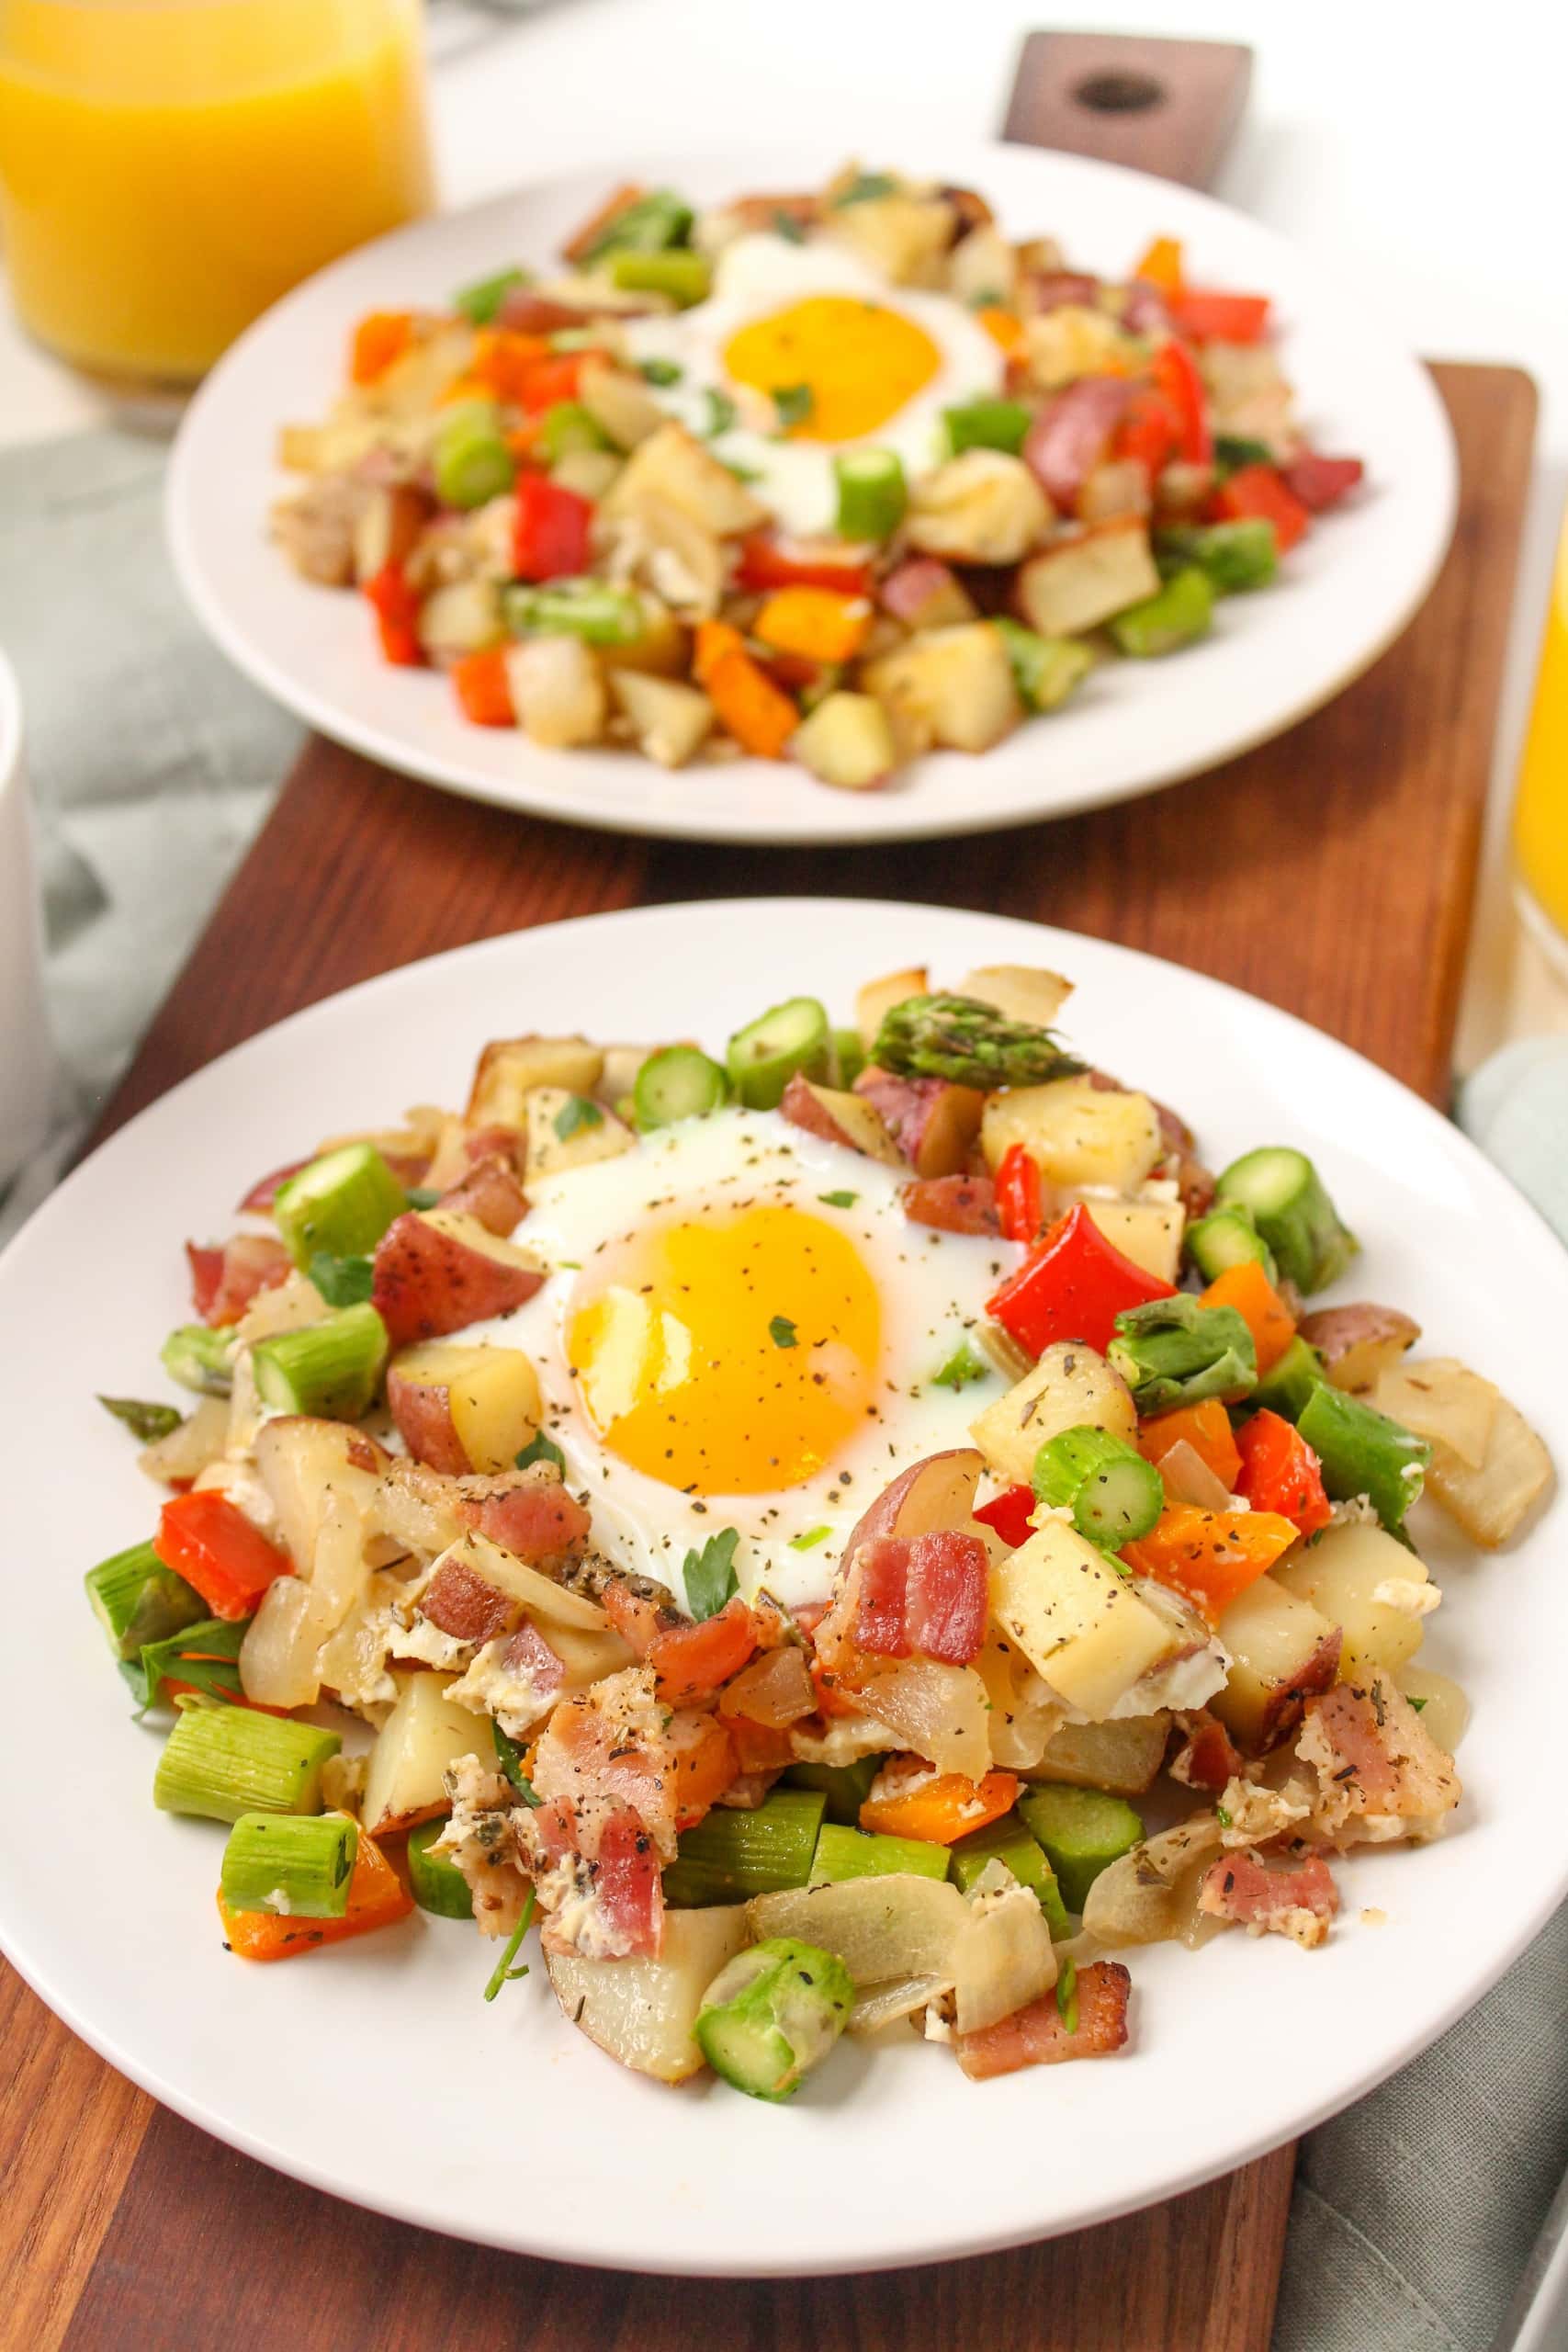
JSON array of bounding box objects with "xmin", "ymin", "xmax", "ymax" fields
[{"xmin": 0, "ymin": 0, "xmax": 435, "ymax": 393}]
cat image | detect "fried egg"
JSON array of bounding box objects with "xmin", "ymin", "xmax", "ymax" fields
[
  {"xmin": 491, "ymin": 1107, "xmax": 1005, "ymax": 1608},
  {"xmin": 620, "ymin": 233, "xmax": 1006, "ymax": 537}
]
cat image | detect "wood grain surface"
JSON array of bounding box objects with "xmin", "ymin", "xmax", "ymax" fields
[{"xmin": 0, "ymin": 360, "xmax": 1534, "ymax": 2352}]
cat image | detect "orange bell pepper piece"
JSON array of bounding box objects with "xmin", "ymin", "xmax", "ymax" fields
[
  {"xmin": 350, "ymin": 310, "xmax": 414, "ymax": 385},
  {"xmin": 466, "ymin": 328, "xmax": 551, "ymax": 405},
  {"xmin": 753, "ymin": 585, "xmax": 874, "ymax": 665},
  {"xmin": 1121, "ymin": 1504, "xmax": 1298, "ymax": 1624},
  {"xmin": 976, "ymin": 306, "xmax": 1027, "ymax": 358},
  {"xmin": 671, "ymin": 1718, "xmax": 739, "ymax": 1830},
  {"xmin": 1133, "ymin": 236, "xmax": 1184, "ymax": 297},
  {"xmin": 451, "ymin": 645, "xmax": 514, "ymax": 728},
  {"xmin": 1137, "ymin": 1396, "xmax": 1242, "ymax": 1491},
  {"xmin": 218, "ymin": 1826, "xmax": 414, "ymax": 1961},
  {"xmin": 860, "ymin": 1769, "xmax": 1019, "ymax": 1846},
  {"xmin": 706, "ymin": 646, "xmax": 799, "ymax": 759},
  {"xmin": 1201, "ymin": 1259, "xmax": 1296, "ymax": 1376},
  {"xmin": 694, "ymin": 617, "xmax": 747, "ymax": 686}
]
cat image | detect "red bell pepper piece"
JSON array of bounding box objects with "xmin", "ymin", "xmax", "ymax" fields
[
  {"xmin": 1213, "ymin": 463, "xmax": 1310, "ymax": 553},
  {"xmin": 363, "ymin": 562, "xmax": 423, "ymax": 666},
  {"xmin": 1235, "ymin": 1409, "xmax": 1332, "ymax": 1537},
  {"xmin": 1169, "ymin": 289, "xmax": 1271, "ymax": 345},
  {"xmin": 513, "ymin": 349, "xmax": 596, "ymax": 413},
  {"xmin": 734, "ymin": 533, "xmax": 875, "ymax": 596},
  {"xmin": 986, "ymin": 1201, "xmax": 1177, "ymax": 1360},
  {"xmin": 1281, "ymin": 452, "xmax": 1364, "ymax": 514},
  {"xmin": 974, "ymin": 1486, "xmax": 1037, "ymax": 1549},
  {"xmin": 994, "ymin": 1143, "xmax": 1043, "ymax": 1244},
  {"xmin": 153, "ymin": 1491, "xmax": 294, "ymax": 1622},
  {"xmin": 1112, "ymin": 389, "xmax": 1179, "ymax": 479},
  {"xmin": 1150, "ymin": 337, "xmax": 1212, "ymax": 465},
  {"xmin": 511, "ymin": 473, "xmax": 593, "ymax": 582}
]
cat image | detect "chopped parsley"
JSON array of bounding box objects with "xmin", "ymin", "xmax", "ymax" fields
[
  {"xmin": 1215, "ymin": 1804, "xmax": 1233, "ymax": 1828},
  {"xmin": 515, "ymin": 1430, "xmax": 566, "ymax": 1474},
  {"xmin": 638, "ymin": 356, "xmax": 682, "ymax": 387},
  {"xmin": 1055, "ymin": 1953, "xmax": 1078, "ymax": 2036},
  {"xmin": 832, "ymin": 170, "xmax": 898, "ymax": 207},
  {"xmin": 722, "ymin": 459, "xmax": 764, "ymax": 484},
  {"xmin": 1408, "ymin": 1694, "xmax": 1427, "ymax": 1713},
  {"xmin": 97, "ymin": 1395, "xmax": 183, "ymax": 1444},
  {"xmin": 772, "ymin": 382, "xmax": 815, "ymax": 431},
  {"xmin": 306, "ymin": 1250, "xmax": 375, "ymax": 1307},
  {"xmin": 683, "ymin": 1526, "xmax": 741, "ymax": 1621},
  {"xmin": 703, "ymin": 387, "xmax": 738, "ymax": 437},
  {"xmin": 967, "ymin": 286, "xmax": 1005, "ymax": 310},
  {"xmin": 931, "ymin": 1338, "xmax": 988, "ymax": 1392},
  {"xmin": 492, "ymin": 1719, "xmax": 541, "ymax": 1803},
  {"xmin": 769, "ymin": 1315, "xmax": 799, "ymax": 1349},
  {"xmin": 772, "ymin": 209, "xmax": 807, "ymax": 243},
  {"xmin": 818, "ymin": 1189, "xmax": 859, "ymax": 1209},
  {"xmin": 789, "ymin": 1525, "xmax": 831, "ymax": 1551},
  {"xmin": 553, "ymin": 1094, "xmax": 604, "ymax": 1142}
]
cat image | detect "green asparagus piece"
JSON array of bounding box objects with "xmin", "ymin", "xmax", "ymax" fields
[
  {"xmin": 452, "ymin": 264, "xmax": 529, "ymax": 326},
  {"xmin": 633, "ymin": 1045, "xmax": 729, "ymax": 1129},
  {"xmin": 273, "ymin": 1143, "xmax": 407, "ymax": 1269},
  {"xmin": 1108, "ymin": 1295, "xmax": 1258, "ymax": 1415},
  {"xmin": 726, "ymin": 997, "xmax": 831, "ymax": 1109},
  {"xmin": 85, "ymin": 1540, "xmax": 205, "ymax": 1660},
  {"xmin": 1214, "ymin": 1146, "xmax": 1359, "ymax": 1293},
  {"xmin": 991, "ymin": 618, "xmax": 1094, "ymax": 714},
  {"xmin": 663, "ymin": 1788, "xmax": 826, "ymax": 1907},
  {"xmin": 1251, "ymin": 1335, "xmax": 1327, "ymax": 1421},
  {"xmin": 784, "ymin": 1753, "xmax": 882, "ymax": 1825},
  {"xmin": 1154, "ymin": 518, "xmax": 1277, "ymax": 593},
  {"xmin": 580, "ymin": 187, "xmax": 694, "ymax": 262},
  {"xmin": 1296, "ymin": 1381, "xmax": 1430, "ymax": 1538},
  {"xmin": 808, "ymin": 1823, "xmax": 949, "ymax": 1884},
  {"xmin": 871, "ymin": 993, "xmax": 1084, "ymax": 1089},
  {"xmin": 153, "ymin": 1705, "xmax": 340, "ymax": 1825},
  {"xmin": 1213, "ymin": 433, "xmax": 1276, "ymax": 478},
  {"xmin": 220, "ymin": 1811, "xmax": 358, "ymax": 1918},
  {"xmin": 97, "ymin": 1395, "xmax": 183, "ymax": 1444},
  {"xmin": 502, "ymin": 578, "xmax": 647, "ymax": 646},
  {"xmin": 1032, "ymin": 1424, "xmax": 1165, "ymax": 1548},
  {"xmin": 829, "ymin": 1027, "xmax": 866, "ymax": 1089},
  {"xmin": 606, "ymin": 250, "xmax": 711, "ymax": 305},
  {"xmin": 1017, "ymin": 1783, "xmax": 1143, "ymax": 1914},
  {"xmin": 539, "ymin": 400, "xmax": 611, "ymax": 462},
  {"xmin": 432, "ymin": 400, "xmax": 515, "ymax": 510},
  {"xmin": 947, "ymin": 1815, "xmax": 1071, "ymax": 1939},
  {"xmin": 251, "ymin": 1303, "xmax": 388, "ymax": 1419},
  {"xmin": 942, "ymin": 397, "xmax": 1032, "ymax": 456},
  {"xmin": 694, "ymin": 1937, "xmax": 854, "ymax": 2101},
  {"xmin": 408, "ymin": 1819, "xmax": 475, "ymax": 1918},
  {"xmin": 160, "ymin": 1323, "xmax": 237, "ymax": 1396},
  {"xmin": 833, "ymin": 449, "xmax": 907, "ymax": 540},
  {"xmin": 1107, "ymin": 565, "xmax": 1213, "ymax": 657},
  {"xmin": 1182, "ymin": 1202, "xmax": 1279, "ymax": 1286}
]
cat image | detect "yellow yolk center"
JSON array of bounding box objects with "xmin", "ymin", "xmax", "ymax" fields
[
  {"xmin": 568, "ymin": 1204, "xmax": 882, "ymax": 1495},
  {"xmin": 723, "ymin": 295, "xmax": 942, "ymax": 441}
]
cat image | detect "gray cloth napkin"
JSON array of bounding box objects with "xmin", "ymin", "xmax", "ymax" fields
[{"xmin": 3, "ymin": 425, "xmax": 1566, "ymax": 2351}]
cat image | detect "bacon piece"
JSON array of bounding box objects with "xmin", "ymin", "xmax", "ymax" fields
[
  {"xmin": 186, "ymin": 1234, "xmax": 292, "ymax": 1328},
  {"xmin": 592, "ymin": 1806, "xmax": 664, "ymax": 1956},
  {"xmin": 1252, "ymin": 1626, "xmax": 1342, "ymax": 1756},
  {"xmin": 1024, "ymin": 378, "xmax": 1133, "ymax": 511},
  {"xmin": 419, "ymin": 1557, "xmax": 515, "ymax": 1645},
  {"xmin": 499, "ymin": 1618, "xmax": 566, "ymax": 1707},
  {"xmin": 601, "ymin": 1580, "xmax": 664, "ymax": 1657},
  {"xmin": 853, "ymin": 1532, "xmax": 988, "ymax": 1665},
  {"xmin": 533, "ymin": 1669, "xmax": 732, "ymax": 1856},
  {"xmin": 529, "ymin": 1793, "xmax": 664, "ymax": 1960},
  {"xmin": 1297, "ymin": 1677, "xmax": 1461, "ymax": 1847},
  {"xmin": 436, "ymin": 1154, "xmax": 526, "ymax": 1237},
  {"xmin": 1282, "ymin": 453, "xmax": 1363, "ymax": 513},
  {"xmin": 456, "ymin": 1470, "xmax": 590, "ymax": 1562},
  {"xmin": 1198, "ymin": 1847, "xmax": 1340, "ymax": 1949},
  {"xmin": 1026, "ymin": 269, "xmax": 1101, "ymax": 314},
  {"xmin": 899, "ymin": 1174, "xmax": 999, "ymax": 1236},
  {"xmin": 717, "ymin": 1643, "xmax": 816, "ymax": 1728},
  {"xmin": 1168, "ymin": 1710, "xmax": 1244, "ymax": 1792},
  {"xmin": 236, "ymin": 1159, "xmax": 310, "ymax": 1215},
  {"xmin": 955, "ymin": 1962, "xmax": 1132, "ymax": 2080}
]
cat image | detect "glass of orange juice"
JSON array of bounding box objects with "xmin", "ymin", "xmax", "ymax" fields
[
  {"xmin": 0, "ymin": 0, "xmax": 434, "ymax": 391},
  {"xmin": 1513, "ymin": 503, "xmax": 1568, "ymax": 975}
]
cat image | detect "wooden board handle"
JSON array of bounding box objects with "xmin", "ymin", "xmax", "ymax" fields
[{"xmin": 1002, "ymin": 29, "xmax": 1252, "ymax": 189}]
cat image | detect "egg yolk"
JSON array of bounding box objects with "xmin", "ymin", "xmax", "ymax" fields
[
  {"xmin": 568, "ymin": 1204, "xmax": 881, "ymax": 1495},
  {"xmin": 723, "ymin": 295, "xmax": 941, "ymax": 441}
]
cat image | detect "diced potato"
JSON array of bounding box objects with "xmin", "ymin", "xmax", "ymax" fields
[
  {"xmin": 504, "ymin": 635, "xmax": 606, "ymax": 748},
  {"xmin": 1021, "ymin": 305, "xmax": 1145, "ymax": 391},
  {"xmin": 550, "ymin": 447, "xmax": 623, "ymax": 502},
  {"xmin": 969, "ymin": 1340, "xmax": 1137, "ymax": 1487},
  {"xmin": 578, "ymin": 356, "xmax": 666, "ymax": 450},
  {"xmin": 1078, "ymin": 459, "xmax": 1152, "ymax": 526},
  {"xmin": 1024, "ymin": 1713, "xmax": 1171, "ymax": 1796},
  {"xmin": 855, "ymin": 966, "xmax": 928, "ymax": 1053},
  {"xmin": 547, "ymin": 1905, "xmax": 751, "ymax": 2083},
  {"xmin": 468, "ymin": 1035, "xmax": 604, "ymax": 1125},
  {"xmin": 780, "ymin": 1077, "xmax": 905, "ymax": 1163},
  {"xmin": 417, "ymin": 578, "xmax": 502, "ymax": 662},
  {"xmin": 991, "ymin": 1517, "xmax": 1177, "ymax": 1717},
  {"xmin": 1014, "ymin": 526, "xmax": 1162, "ymax": 639},
  {"xmin": 904, "ymin": 453, "xmax": 1051, "ymax": 566},
  {"xmin": 749, "ymin": 1875, "xmax": 966, "ymax": 1983},
  {"xmin": 1211, "ymin": 1577, "xmax": 1337, "ymax": 1752},
  {"xmin": 1416, "ymin": 1396, "xmax": 1552, "ymax": 1550},
  {"xmin": 958, "ymin": 965, "xmax": 1074, "ymax": 1028},
  {"xmin": 1394, "ymin": 1665, "xmax": 1471, "ymax": 1755},
  {"xmin": 1273, "ymin": 1518, "xmax": 1436, "ymax": 1679},
  {"xmin": 1075, "ymin": 1196, "xmax": 1183, "ymax": 1283},
  {"xmin": 523, "ymin": 1085, "xmax": 635, "ymax": 1181},
  {"xmin": 863, "ymin": 623, "xmax": 1021, "ymax": 754},
  {"xmin": 547, "ymin": 1621, "xmax": 638, "ymax": 1698},
  {"xmin": 952, "ymin": 1862, "xmax": 1056, "ymax": 2035},
  {"xmin": 363, "ymin": 1669, "xmax": 490, "ymax": 1836},
  {"xmin": 609, "ymin": 669, "xmax": 714, "ymax": 767},
  {"xmin": 827, "ymin": 193, "xmax": 953, "ymax": 286},
  {"xmin": 352, "ymin": 482, "xmax": 429, "ymax": 586},
  {"xmin": 602, "ymin": 490, "xmax": 725, "ymax": 620},
  {"xmin": 947, "ymin": 220, "xmax": 1019, "ymax": 308},
  {"xmin": 254, "ymin": 1415, "xmax": 384, "ymax": 1569},
  {"xmin": 981, "ymin": 1075, "xmax": 1163, "ymax": 1191},
  {"xmin": 792, "ymin": 691, "xmax": 898, "ymax": 790},
  {"xmin": 602, "ymin": 422, "xmax": 767, "ymax": 537},
  {"xmin": 387, "ymin": 1341, "xmax": 542, "ymax": 1476}
]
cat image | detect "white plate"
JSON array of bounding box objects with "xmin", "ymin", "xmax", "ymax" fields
[
  {"xmin": 0, "ymin": 900, "xmax": 1556, "ymax": 2277},
  {"xmin": 167, "ymin": 142, "xmax": 1457, "ymax": 846}
]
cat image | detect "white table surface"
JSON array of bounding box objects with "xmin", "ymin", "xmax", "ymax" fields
[{"xmin": 5, "ymin": 0, "xmax": 1564, "ymax": 1065}]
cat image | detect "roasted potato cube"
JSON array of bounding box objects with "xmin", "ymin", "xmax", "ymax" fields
[
  {"xmin": 609, "ymin": 670, "xmax": 714, "ymax": 767},
  {"xmin": 828, "ymin": 192, "xmax": 953, "ymax": 286},
  {"xmin": 1299, "ymin": 1304, "xmax": 1421, "ymax": 1393},
  {"xmin": 853, "ymin": 1069, "xmax": 984, "ymax": 1176},
  {"xmin": 578, "ymin": 356, "xmax": 666, "ymax": 450},
  {"xmin": 468, "ymin": 1036, "xmax": 605, "ymax": 1125},
  {"xmin": 418, "ymin": 578, "xmax": 503, "ymax": 662},
  {"xmin": 363, "ymin": 1670, "xmax": 489, "ymax": 1838},
  {"xmin": 372, "ymin": 1211, "xmax": 544, "ymax": 1351},
  {"xmin": 504, "ymin": 635, "xmax": 606, "ymax": 747},
  {"xmin": 981, "ymin": 1074, "xmax": 1163, "ymax": 1191},
  {"xmin": 780, "ymin": 1073, "xmax": 904, "ymax": 1163},
  {"xmin": 1273, "ymin": 1518, "xmax": 1436, "ymax": 1680},
  {"xmin": 854, "ymin": 966, "xmax": 929, "ymax": 1053},
  {"xmin": 863, "ymin": 623, "xmax": 1021, "ymax": 754},
  {"xmin": 958, "ymin": 965, "xmax": 1073, "ymax": 1028},
  {"xmin": 792, "ymin": 691, "xmax": 899, "ymax": 790},
  {"xmin": 993, "ymin": 1517, "xmax": 1177, "ymax": 1718},
  {"xmin": 1014, "ymin": 526, "xmax": 1161, "ymax": 638},
  {"xmin": 947, "ymin": 220, "xmax": 1020, "ymax": 308},
  {"xmin": 1021, "ymin": 305, "xmax": 1145, "ymax": 391},
  {"xmin": 1077, "ymin": 1196, "xmax": 1184, "ymax": 1284},
  {"xmin": 352, "ymin": 482, "xmax": 431, "ymax": 585},
  {"xmin": 387, "ymin": 1341, "xmax": 544, "ymax": 1476},
  {"xmin": 603, "ymin": 422, "xmax": 767, "ymax": 537},
  {"xmin": 1211, "ymin": 1578, "xmax": 1338, "ymax": 1754},
  {"xmin": 970, "ymin": 1340, "xmax": 1136, "ymax": 1487},
  {"xmin": 524, "ymin": 1086, "xmax": 635, "ymax": 1182},
  {"xmin": 905, "ymin": 452, "xmax": 1052, "ymax": 566}
]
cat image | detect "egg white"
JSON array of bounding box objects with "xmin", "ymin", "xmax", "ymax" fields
[
  {"xmin": 478, "ymin": 1107, "xmax": 1007, "ymax": 1610},
  {"xmin": 620, "ymin": 233, "xmax": 1006, "ymax": 538}
]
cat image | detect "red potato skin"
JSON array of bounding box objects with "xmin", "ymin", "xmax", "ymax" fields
[
  {"xmin": 1250, "ymin": 1626, "xmax": 1344, "ymax": 1758},
  {"xmin": 899, "ymin": 1174, "xmax": 999, "ymax": 1236},
  {"xmin": 955, "ymin": 1962, "xmax": 1133, "ymax": 2079},
  {"xmin": 385, "ymin": 1366, "xmax": 470, "ymax": 1476},
  {"xmin": 1198, "ymin": 1848, "xmax": 1340, "ymax": 1939},
  {"xmin": 779, "ymin": 1071, "xmax": 860, "ymax": 1150},
  {"xmin": 455, "ymin": 1467, "xmax": 591, "ymax": 1561},
  {"xmin": 371, "ymin": 1212, "xmax": 543, "ymax": 1350},
  {"xmin": 436, "ymin": 1154, "xmax": 527, "ymax": 1238},
  {"xmin": 852, "ymin": 1068, "xmax": 985, "ymax": 1179}
]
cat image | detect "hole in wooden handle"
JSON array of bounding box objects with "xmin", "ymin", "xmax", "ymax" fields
[{"xmin": 1073, "ymin": 70, "xmax": 1165, "ymax": 114}]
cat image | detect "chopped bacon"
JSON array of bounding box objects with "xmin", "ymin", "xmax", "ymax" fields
[
  {"xmin": 436, "ymin": 1154, "xmax": 526, "ymax": 1237},
  {"xmin": 647, "ymin": 1598, "xmax": 757, "ymax": 1706},
  {"xmin": 236, "ymin": 1159, "xmax": 310, "ymax": 1215},
  {"xmin": 455, "ymin": 1465, "xmax": 591, "ymax": 1561},
  {"xmin": 955, "ymin": 1962, "xmax": 1132, "ymax": 2080},
  {"xmin": 1297, "ymin": 1677, "xmax": 1461, "ymax": 1846},
  {"xmin": 500, "ymin": 1617, "xmax": 566, "ymax": 1706},
  {"xmin": 717, "ymin": 1643, "xmax": 816, "ymax": 1728},
  {"xmin": 601, "ymin": 1580, "xmax": 665, "ymax": 1657},
  {"xmin": 532, "ymin": 1668, "xmax": 732, "ymax": 1855},
  {"xmin": 1198, "ymin": 1846, "xmax": 1340, "ymax": 1948},
  {"xmin": 1026, "ymin": 269, "xmax": 1101, "ymax": 313},
  {"xmin": 1168, "ymin": 1710, "xmax": 1244, "ymax": 1792},
  {"xmin": 1249, "ymin": 1626, "xmax": 1343, "ymax": 1756},
  {"xmin": 592, "ymin": 1806, "xmax": 665, "ymax": 1954},
  {"xmin": 186, "ymin": 1234, "xmax": 292, "ymax": 1328},
  {"xmin": 1281, "ymin": 453, "xmax": 1364, "ymax": 513},
  {"xmin": 418, "ymin": 1557, "xmax": 515, "ymax": 1644},
  {"xmin": 854, "ymin": 1532, "xmax": 989, "ymax": 1666},
  {"xmin": 899, "ymin": 1175, "xmax": 999, "ymax": 1236},
  {"xmin": 529, "ymin": 1793, "xmax": 664, "ymax": 1959}
]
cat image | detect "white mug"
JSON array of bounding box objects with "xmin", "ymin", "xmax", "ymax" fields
[{"xmin": 0, "ymin": 650, "xmax": 58, "ymax": 1187}]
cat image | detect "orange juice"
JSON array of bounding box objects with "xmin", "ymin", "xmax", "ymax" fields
[
  {"xmin": 0, "ymin": 0, "xmax": 434, "ymax": 383},
  {"xmin": 1514, "ymin": 507, "xmax": 1568, "ymax": 961}
]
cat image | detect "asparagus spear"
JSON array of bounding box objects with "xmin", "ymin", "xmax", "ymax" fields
[
  {"xmin": 871, "ymin": 993, "xmax": 1084, "ymax": 1088},
  {"xmin": 694, "ymin": 1936, "xmax": 854, "ymax": 2101}
]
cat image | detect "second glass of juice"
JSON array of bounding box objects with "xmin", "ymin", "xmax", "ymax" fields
[{"xmin": 0, "ymin": 0, "xmax": 434, "ymax": 390}]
